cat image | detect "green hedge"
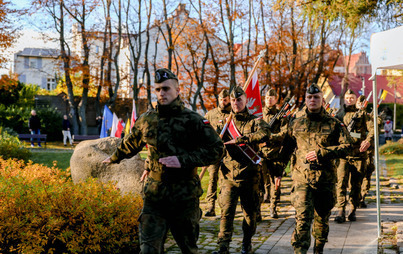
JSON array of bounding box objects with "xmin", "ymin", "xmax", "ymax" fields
[
  {"xmin": 379, "ymin": 141, "xmax": 403, "ymax": 155},
  {"xmin": 0, "ymin": 158, "xmax": 142, "ymax": 253},
  {"xmin": 0, "ymin": 127, "xmax": 31, "ymax": 161}
]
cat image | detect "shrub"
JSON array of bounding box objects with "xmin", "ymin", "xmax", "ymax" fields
[
  {"xmin": 0, "ymin": 127, "xmax": 31, "ymax": 161},
  {"xmin": 0, "ymin": 158, "xmax": 143, "ymax": 253},
  {"xmin": 379, "ymin": 142, "xmax": 403, "ymax": 155}
]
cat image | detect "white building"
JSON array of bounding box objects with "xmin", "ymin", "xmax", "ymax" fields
[{"xmin": 14, "ymin": 48, "xmax": 60, "ymax": 90}]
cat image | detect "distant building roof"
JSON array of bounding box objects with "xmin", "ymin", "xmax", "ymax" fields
[
  {"xmin": 15, "ymin": 48, "xmax": 60, "ymax": 58},
  {"xmin": 327, "ymin": 73, "xmax": 403, "ymax": 104}
]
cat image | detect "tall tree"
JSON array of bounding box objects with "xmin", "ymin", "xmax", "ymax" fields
[
  {"xmin": 31, "ymin": 0, "xmax": 80, "ymax": 134},
  {"xmin": 0, "ymin": 0, "xmax": 22, "ymax": 67},
  {"xmin": 63, "ymin": 0, "xmax": 99, "ymax": 135}
]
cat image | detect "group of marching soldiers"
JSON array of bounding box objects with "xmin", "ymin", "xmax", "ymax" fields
[
  {"xmin": 104, "ymin": 68, "xmax": 380, "ymax": 254},
  {"xmin": 202, "ymin": 85, "xmax": 377, "ymax": 254}
]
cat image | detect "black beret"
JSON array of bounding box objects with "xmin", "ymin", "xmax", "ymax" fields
[
  {"xmin": 266, "ymin": 88, "xmax": 277, "ymax": 97},
  {"xmin": 219, "ymin": 89, "xmax": 230, "ymax": 98},
  {"xmin": 155, "ymin": 68, "xmax": 178, "ymax": 83},
  {"xmin": 230, "ymin": 86, "xmax": 246, "ymax": 98},
  {"xmin": 346, "ymin": 89, "xmax": 356, "ymax": 95},
  {"xmin": 306, "ymin": 83, "xmax": 322, "ymax": 94},
  {"xmin": 357, "ymin": 95, "xmax": 365, "ymax": 103}
]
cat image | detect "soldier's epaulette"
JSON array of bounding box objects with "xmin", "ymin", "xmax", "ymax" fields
[{"xmin": 144, "ymin": 108, "xmax": 156, "ymax": 116}]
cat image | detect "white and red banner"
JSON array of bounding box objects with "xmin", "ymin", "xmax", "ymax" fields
[
  {"xmin": 227, "ymin": 118, "xmax": 261, "ymax": 165},
  {"xmin": 244, "ymin": 72, "xmax": 263, "ymax": 118},
  {"xmin": 130, "ymin": 100, "xmax": 137, "ymax": 129},
  {"xmin": 111, "ymin": 113, "xmax": 124, "ymax": 138}
]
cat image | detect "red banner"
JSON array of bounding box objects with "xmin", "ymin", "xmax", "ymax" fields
[{"xmin": 244, "ymin": 72, "xmax": 263, "ymax": 118}]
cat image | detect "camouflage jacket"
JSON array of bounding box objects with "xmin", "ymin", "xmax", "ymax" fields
[
  {"xmin": 205, "ymin": 105, "xmax": 231, "ymax": 134},
  {"xmin": 336, "ymin": 105, "xmax": 374, "ymax": 159},
  {"xmin": 261, "ymin": 105, "xmax": 286, "ymax": 159},
  {"xmin": 278, "ymin": 108, "xmax": 352, "ymax": 185},
  {"xmin": 110, "ymin": 97, "xmax": 224, "ymax": 183},
  {"xmin": 219, "ymin": 109, "xmax": 271, "ymax": 182}
]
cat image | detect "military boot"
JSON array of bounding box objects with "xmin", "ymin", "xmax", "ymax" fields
[
  {"xmin": 204, "ymin": 206, "xmax": 216, "ymax": 217},
  {"xmin": 334, "ymin": 207, "xmax": 346, "ymax": 223},
  {"xmin": 212, "ymin": 242, "xmax": 230, "ymax": 254},
  {"xmin": 359, "ymin": 200, "xmax": 367, "ymax": 208},
  {"xmin": 241, "ymin": 243, "xmax": 252, "ymax": 254},
  {"xmin": 313, "ymin": 240, "xmax": 324, "ymax": 254},
  {"xmin": 348, "ymin": 208, "xmax": 357, "ymax": 221},
  {"xmin": 270, "ymin": 206, "xmax": 278, "ymax": 219}
]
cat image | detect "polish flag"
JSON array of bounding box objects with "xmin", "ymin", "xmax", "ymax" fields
[
  {"xmin": 244, "ymin": 72, "xmax": 263, "ymax": 118},
  {"xmin": 111, "ymin": 113, "xmax": 124, "ymax": 138}
]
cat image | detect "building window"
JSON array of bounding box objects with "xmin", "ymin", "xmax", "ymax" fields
[
  {"xmin": 47, "ymin": 78, "xmax": 56, "ymax": 90},
  {"xmin": 29, "ymin": 59, "xmax": 37, "ymax": 69}
]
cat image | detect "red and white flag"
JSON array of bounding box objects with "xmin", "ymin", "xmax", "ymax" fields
[
  {"xmin": 130, "ymin": 100, "xmax": 137, "ymax": 129},
  {"xmin": 244, "ymin": 72, "xmax": 263, "ymax": 118},
  {"xmin": 111, "ymin": 113, "xmax": 124, "ymax": 138},
  {"xmin": 227, "ymin": 118, "xmax": 261, "ymax": 165}
]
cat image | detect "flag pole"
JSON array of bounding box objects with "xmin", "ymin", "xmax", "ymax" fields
[
  {"xmin": 200, "ymin": 49, "xmax": 266, "ymax": 180},
  {"xmin": 219, "ymin": 49, "xmax": 266, "ymax": 139}
]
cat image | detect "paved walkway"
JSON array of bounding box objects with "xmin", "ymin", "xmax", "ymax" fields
[{"xmin": 164, "ymin": 157, "xmax": 402, "ymax": 253}]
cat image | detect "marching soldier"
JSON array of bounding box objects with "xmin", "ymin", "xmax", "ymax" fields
[
  {"xmin": 213, "ymin": 86, "xmax": 271, "ymax": 254},
  {"xmin": 102, "ymin": 68, "xmax": 224, "ymax": 254},
  {"xmin": 358, "ymin": 95, "xmax": 383, "ymax": 208},
  {"xmin": 203, "ymin": 89, "xmax": 231, "ymax": 217},
  {"xmin": 334, "ymin": 89, "xmax": 374, "ymax": 223},
  {"xmin": 276, "ymin": 84, "xmax": 352, "ymax": 254},
  {"xmin": 261, "ymin": 88, "xmax": 287, "ymax": 218}
]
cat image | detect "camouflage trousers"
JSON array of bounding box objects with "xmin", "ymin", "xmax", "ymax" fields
[
  {"xmin": 205, "ymin": 163, "xmax": 220, "ymax": 209},
  {"xmin": 291, "ymin": 182, "xmax": 335, "ymax": 252},
  {"xmin": 139, "ymin": 179, "xmax": 202, "ymax": 254},
  {"xmin": 218, "ymin": 178, "xmax": 260, "ymax": 245},
  {"xmin": 262, "ymin": 160, "xmax": 281, "ymax": 207},
  {"xmin": 361, "ymin": 156, "xmax": 375, "ymax": 201},
  {"xmin": 336, "ymin": 159, "xmax": 366, "ymax": 209}
]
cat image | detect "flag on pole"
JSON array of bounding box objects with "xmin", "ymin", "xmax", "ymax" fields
[
  {"xmin": 111, "ymin": 113, "xmax": 124, "ymax": 138},
  {"xmin": 131, "ymin": 100, "xmax": 137, "ymax": 129},
  {"xmin": 100, "ymin": 105, "xmax": 113, "ymax": 138},
  {"xmin": 244, "ymin": 72, "xmax": 263, "ymax": 118},
  {"xmin": 124, "ymin": 118, "xmax": 131, "ymax": 135},
  {"xmin": 380, "ymin": 90, "xmax": 388, "ymax": 101}
]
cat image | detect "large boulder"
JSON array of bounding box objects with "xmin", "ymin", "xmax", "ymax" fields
[{"xmin": 70, "ymin": 137, "xmax": 145, "ymax": 194}]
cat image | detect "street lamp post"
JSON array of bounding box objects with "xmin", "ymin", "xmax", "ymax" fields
[
  {"xmin": 394, "ymin": 83, "xmax": 396, "ymax": 131},
  {"xmin": 361, "ymin": 76, "xmax": 365, "ymax": 96}
]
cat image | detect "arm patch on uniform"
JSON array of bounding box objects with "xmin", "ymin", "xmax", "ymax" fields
[{"xmin": 203, "ymin": 119, "xmax": 210, "ymax": 124}]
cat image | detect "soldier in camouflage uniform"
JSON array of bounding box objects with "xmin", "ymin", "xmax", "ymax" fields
[
  {"xmin": 260, "ymin": 88, "xmax": 286, "ymax": 218},
  {"xmin": 203, "ymin": 89, "xmax": 231, "ymax": 217},
  {"xmin": 212, "ymin": 86, "xmax": 271, "ymax": 254},
  {"xmin": 103, "ymin": 68, "xmax": 224, "ymax": 254},
  {"xmin": 334, "ymin": 89, "xmax": 374, "ymax": 223},
  {"xmin": 276, "ymin": 84, "xmax": 352, "ymax": 254},
  {"xmin": 358, "ymin": 95, "xmax": 383, "ymax": 208}
]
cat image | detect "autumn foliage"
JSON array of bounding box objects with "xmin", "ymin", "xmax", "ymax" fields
[{"xmin": 0, "ymin": 157, "xmax": 143, "ymax": 253}]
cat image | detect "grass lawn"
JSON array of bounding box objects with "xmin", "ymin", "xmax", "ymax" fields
[
  {"xmin": 29, "ymin": 149, "xmax": 74, "ymax": 171},
  {"xmin": 383, "ymin": 154, "xmax": 403, "ymax": 178}
]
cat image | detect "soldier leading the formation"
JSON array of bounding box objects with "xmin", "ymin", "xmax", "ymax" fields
[
  {"xmin": 213, "ymin": 86, "xmax": 271, "ymax": 254},
  {"xmin": 275, "ymin": 84, "xmax": 352, "ymax": 254},
  {"xmin": 334, "ymin": 89, "xmax": 374, "ymax": 223},
  {"xmin": 203, "ymin": 89, "xmax": 231, "ymax": 217},
  {"xmin": 102, "ymin": 68, "xmax": 224, "ymax": 254}
]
